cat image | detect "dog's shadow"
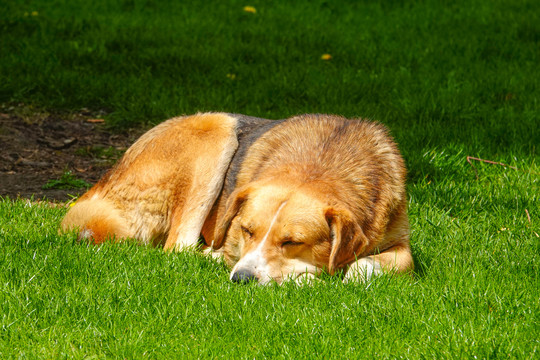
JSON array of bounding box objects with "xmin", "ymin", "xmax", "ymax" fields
[{"xmin": 411, "ymin": 250, "xmax": 430, "ymax": 279}]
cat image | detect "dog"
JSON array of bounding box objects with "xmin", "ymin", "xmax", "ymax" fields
[{"xmin": 61, "ymin": 113, "xmax": 413, "ymax": 284}]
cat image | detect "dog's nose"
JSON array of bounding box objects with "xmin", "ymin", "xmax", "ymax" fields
[{"xmin": 231, "ymin": 269, "xmax": 258, "ymax": 284}]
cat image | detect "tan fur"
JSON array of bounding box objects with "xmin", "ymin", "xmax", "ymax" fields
[
  {"xmin": 219, "ymin": 115, "xmax": 413, "ymax": 283},
  {"xmin": 60, "ymin": 113, "xmax": 239, "ymax": 250},
  {"xmin": 60, "ymin": 112, "xmax": 413, "ymax": 284},
  {"xmin": 62, "ymin": 197, "xmax": 131, "ymax": 243}
]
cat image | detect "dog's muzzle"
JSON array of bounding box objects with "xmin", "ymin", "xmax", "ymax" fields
[{"xmin": 230, "ymin": 269, "xmax": 258, "ymax": 284}]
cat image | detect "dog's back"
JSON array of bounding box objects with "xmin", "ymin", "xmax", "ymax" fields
[{"xmin": 61, "ymin": 113, "xmax": 280, "ymax": 248}]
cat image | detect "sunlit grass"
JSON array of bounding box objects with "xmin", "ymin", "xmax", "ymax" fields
[{"xmin": 1, "ymin": 155, "xmax": 538, "ymax": 358}]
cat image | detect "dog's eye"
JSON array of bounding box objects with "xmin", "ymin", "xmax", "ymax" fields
[
  {"xmin": 281, "ymin": 240, "xmax": 303, "ymax": 247},
  {"xmin": 241, "ymin": 226, "xmax": 253, "ymax": 237}
]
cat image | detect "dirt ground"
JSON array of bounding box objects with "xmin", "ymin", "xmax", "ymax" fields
[{"xmin": 0, "ymin": 105, "xmax": 143, "ymax": 202}]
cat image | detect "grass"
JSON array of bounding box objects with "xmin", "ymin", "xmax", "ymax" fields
[
  {"xmin": 1, "ymin": 0, "xmax": 539, "ymax": 358},
  {"xmin": 42, "ymin": 171, "xmax": 92, "ymax": 190},
  {"xmin": 1, "ymin": 0, "xmax": 539, "ymax": 156},
  {"xmin": 1, "ymin": 158, "xmax": 538, "ymax": 358}
]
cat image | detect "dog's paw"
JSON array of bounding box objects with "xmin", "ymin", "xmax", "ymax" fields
[
  {"xmin": 203, "ymin": 247, "xmax": 225, "ymax": 262},
  {"xmin": 293, "ymin": 272, "xmax": 320, "ymax": 286},
  {"xmin": 343, "ymin": 257, "xmax": 382, "ymax": 284}
]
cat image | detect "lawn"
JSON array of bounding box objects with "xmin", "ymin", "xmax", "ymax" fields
[{"xmin": 1, "ymin": 0, "xmax": 539, "ymax": 358}]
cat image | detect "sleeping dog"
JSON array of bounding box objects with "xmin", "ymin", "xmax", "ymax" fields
[{"xmin": 61, "ymin": 113, "xmax": 413, "ymax": 284}]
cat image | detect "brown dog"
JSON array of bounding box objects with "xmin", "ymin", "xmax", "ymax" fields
[{"xmin": 61, "ymin": 113, "xmax": 413, "ymax": 284}]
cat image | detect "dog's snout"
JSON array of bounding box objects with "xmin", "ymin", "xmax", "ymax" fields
[{"xmin": 231, "ymin": 269, "xmax": 258, "ymax": 284}]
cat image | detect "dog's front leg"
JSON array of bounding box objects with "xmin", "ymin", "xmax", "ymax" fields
[
  {"xmin": 343, "ymin": 242, "xmax": 413, "ymax": 283},
  {"xmin": 343, "ymin": 257, "xmax": 382, "ymax": 283}
]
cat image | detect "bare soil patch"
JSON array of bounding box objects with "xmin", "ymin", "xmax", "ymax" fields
[{"xmin": 0, "ymin": 106, "xmax": 142, "ymax": 202}]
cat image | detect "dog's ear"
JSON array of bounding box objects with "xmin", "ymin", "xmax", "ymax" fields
[
  {"xmin": 213, "ymin": 185, "xmax": 253, "ymax": 249},
  {"xmin": 325, "ymin": 207, "xmax": 368, "ymax": 274}
]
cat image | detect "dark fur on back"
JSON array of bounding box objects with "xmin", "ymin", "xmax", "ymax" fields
[{"xmin": 222, "ymin": 114, "xmax": 284, "ymax": 197}]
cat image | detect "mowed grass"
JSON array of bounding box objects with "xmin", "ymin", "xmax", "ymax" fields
[
  {"xmin": 1, "ymin": 0, "xmax": 539, "ymax": 358},
  {"xmin": 1, "ymin": 158, "xmax": 538, "ymax": 358},
  {"xmin": 1, "ymin": 0, "xmax": 539, "ymax": 155}
]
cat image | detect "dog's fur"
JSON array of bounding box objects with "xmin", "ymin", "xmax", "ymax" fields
[{"xmin": 61, "ymin": 113, "xmax": 413, "ymax": 283}]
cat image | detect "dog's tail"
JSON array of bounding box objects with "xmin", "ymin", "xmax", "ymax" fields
[{"xmin": 60, "ymin": 197, "xmax": 130, "ymax": 244}]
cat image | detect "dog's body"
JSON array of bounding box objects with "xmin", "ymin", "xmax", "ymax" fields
[{"xmin": 61, "ymin": 113, "xmax": 413, "ymax": 283}]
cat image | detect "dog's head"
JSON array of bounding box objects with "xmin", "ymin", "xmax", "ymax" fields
[{"xmin": 217, "ymin": 180, "xmax": 369, "ymax": 284}]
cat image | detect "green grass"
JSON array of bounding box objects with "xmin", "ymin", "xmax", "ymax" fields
[
  {"xmin": 42, "ymin": 171, "xmax": 92, "ymax": 190},
  {"xmin": 1, "ymin": 158, "xmax": 538, "ymax": 358},
  {"xmin": 1, "ymin": 0, "xmax": 539, "ymax": 358},
  {"xmin": 1, "ymin": 0, "xmax": 539, "ymax": 156}
]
